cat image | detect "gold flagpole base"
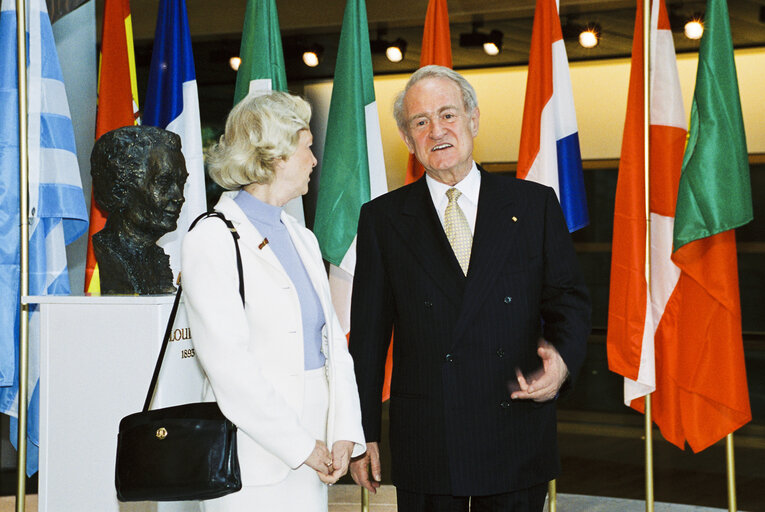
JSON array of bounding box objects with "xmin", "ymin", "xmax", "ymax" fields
[
  {"xmin": 548, "ymin": 479, "xmax": 557, "ymax": 512},
  {"xmin": 726, "ymin": 433, "xmax": 737, "ymax": 512}
]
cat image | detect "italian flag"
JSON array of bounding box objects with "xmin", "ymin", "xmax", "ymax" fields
[
  {"xmin": 84, "ymin": 0, "xmax": 140, "ymax": 294},
  {"xmin": 314, "ymin": 0, "xmax": 387, "ymax": 337}
]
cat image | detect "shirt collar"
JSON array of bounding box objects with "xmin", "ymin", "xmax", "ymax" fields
[{"xmin": 426, "ymin": 161, "xmax": 481, "ymax": 207}]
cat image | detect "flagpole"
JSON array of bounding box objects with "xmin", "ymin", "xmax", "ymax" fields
[
  {"xmin": 726, "ymin": 433, "xmax": 737, "ymax": 511},
  {"xmin": 642, "ymin": 0, "xmax": 653, "ymax": 509},
  {"xmin": 15, "ymin": 0, "xmax": 30, "ymax": 510},
  {"xmin": 548, "ymin": 479, "xmax": 557, "ymax": 512},
  {"xmin": 361, "ymin": 488, "xmax": 369, "ymax": 512}
]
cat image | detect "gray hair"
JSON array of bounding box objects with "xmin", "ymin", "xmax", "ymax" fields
[
  {"xmin": 393, "ymin": 65, "xmax": 479, "ymax": 133},
  {"xmin": 207, "ymin": 91, "xmax": 312, "ymax": 190}
]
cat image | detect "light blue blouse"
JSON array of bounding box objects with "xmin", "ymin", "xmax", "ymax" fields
[{"xmin": 234, "ymin": 191, "xmax": 326, "ymax": 370}]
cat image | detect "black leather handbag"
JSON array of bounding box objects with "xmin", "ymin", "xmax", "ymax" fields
[{"xmin": 115, "ymin": 212, "xmax": 245, "ymax": 502}]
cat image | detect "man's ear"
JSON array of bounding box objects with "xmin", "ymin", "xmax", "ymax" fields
[
  {"xmin": 469, "ymin": 107, "xmax": 480, "ymax": 137},
  {"xmin": 398, "ymin": 128, "xmax": 416, "ymax": 155}
]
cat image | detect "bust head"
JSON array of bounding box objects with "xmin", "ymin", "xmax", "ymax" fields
[{"xmin": 90, "ymin": 126, "xmax": 188, "ymax": 294}]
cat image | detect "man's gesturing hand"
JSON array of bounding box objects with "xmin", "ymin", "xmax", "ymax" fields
[
  {"xmin": 511, "ymin": 339, "xmax": 568, "ymax": 402},
  {"xmin": 349, "ymin": 442, "xmax": 382, "ymax": 493}
]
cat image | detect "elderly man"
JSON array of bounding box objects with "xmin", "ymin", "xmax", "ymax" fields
[{"xmin": 348, "ymin": 66, "xmax": 591, "ymax": 511}]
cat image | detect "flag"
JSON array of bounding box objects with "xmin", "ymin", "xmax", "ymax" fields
[
  {"xmin": 607, "ymin": 0, "xmax": 686, "ymax": 411},
  {"xmin": 83, "ymin": 0, "xmax": 139, "ymax": 293},
  {"xmin": 46, "ymin": 0, "xmax": 88, "ymax": 23},
  {"xmin": 143, "ymin": 0, "xmax": 206, "ymax": 280},
  {"xmin": 233, "ymin": 0, "xmax": 304, "ymax": 224},
  {"xmin": 0, "ymin": 0, "xmax": 89, "ymax": 474},
  {"xmin": 403, "ymin": 0, "xmax": 451, "ymax": 185},
  {"xmin": 517, "ymin": 0, "xmax": 588, "ymax": 232},
  {"xmin": 607, "ymin": 0, "xmax": 751, "ymax": 452},
  {"xmin": 662, "ymin": 0, "xmax": 751, "ymax": 451},
  {"xmin": 313, "ymin": 0, "xmax": 387, "ymax": 347}
]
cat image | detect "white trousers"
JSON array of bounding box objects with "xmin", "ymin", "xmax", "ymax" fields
[{"xmin": 201, "ymin": 367, "xmax": 329, "ymax": 512}]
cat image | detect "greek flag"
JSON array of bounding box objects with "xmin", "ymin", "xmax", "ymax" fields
[
  {"xmin": 0, "ymin": 0, "xmax": 88, "ymax": 475},
  {"xmin": 143, "ymin": 0, "xmax": 206, "ymax": 279}
]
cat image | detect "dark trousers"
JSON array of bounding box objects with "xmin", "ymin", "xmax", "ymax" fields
[{"xmin": 396, "ymin": 483, "xmax": 548, "ymax": 512}]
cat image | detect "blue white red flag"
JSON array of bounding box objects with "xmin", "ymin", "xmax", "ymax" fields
[
  {"xmin": 518, "ymin": 0, "xmax": 588, "ymax": 232},
  {"xmin": 0, "ymin": 0, "xmax": 88, "ymax": 474},
  {"xmin": 143, "ymin": 0, "xmax": 206, "ymax": 278}
]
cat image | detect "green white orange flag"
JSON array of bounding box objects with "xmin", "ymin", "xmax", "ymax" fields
[
  {"xmin": 233, "ymin": 0, "xmax": 305, "ymax": 223},
  {"xmin": 84, "ymin": 0, "xmax": 139, "ymax": 293},
  {"xmin": 662, "ymin": 0, "xmax": 752, "ymax": 451},
  {"xmin": 313, "ymin": 0, "xmax": 387, "ymax": 342},
  {"xmin": 608, "ymin": 0, "xmax": 752, "ymax": 452},
  {"xmin": 404, "ymin": 0, "xmax": 452, "ymax": 185}
]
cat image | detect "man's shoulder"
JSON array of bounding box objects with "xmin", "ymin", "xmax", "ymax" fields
[{"xmin": 363, "ymin": 181, "xmax": 419, "ymax": 211}]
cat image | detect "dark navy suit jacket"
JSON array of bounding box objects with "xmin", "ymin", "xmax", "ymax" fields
[{"xmin": 349, "ymin": 168, "xmax": 591, "ymax": 496}]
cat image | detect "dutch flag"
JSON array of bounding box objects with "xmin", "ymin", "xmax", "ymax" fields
[
  {"xmin": 518, "ymin": 0, "xmax": 588, "ymax": 232},
  {"xmin": 143, "ymin": 0, "xmax": 206, "ymax": 279}
]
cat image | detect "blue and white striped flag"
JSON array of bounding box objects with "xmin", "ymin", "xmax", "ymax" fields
[
  {"xmin": 0, "ymin": 0, "xmax": 88, "ymax": 474},
  {"xmin": 143, "ymin": 0, "xmax": 206, "ymax": 279}
]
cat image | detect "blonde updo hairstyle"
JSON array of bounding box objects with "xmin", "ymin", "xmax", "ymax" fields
[{"xmin": 207, "ymin": 91, "xmax": 312, "ymax": 190}]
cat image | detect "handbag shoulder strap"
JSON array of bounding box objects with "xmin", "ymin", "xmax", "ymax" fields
[{"xmin": 142, "ymin": 210, "xmax": 244, "ymax": 412}]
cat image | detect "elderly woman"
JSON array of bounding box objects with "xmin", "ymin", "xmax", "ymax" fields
[{"xmin": 181, "ymin": 92, "xmax": 365, "ymax": 512}]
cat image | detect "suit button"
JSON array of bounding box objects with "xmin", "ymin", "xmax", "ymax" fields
[
  {"xmin": 504, "ymin": 296, "xmax": 512, "ymax": 304},
  {"xmin": 445, "ymin": 354, "xmax": 454, "ymax": 363},
  {"xmin": 500, "ymin": 400, "xmax": 510, "ymax": 408},
  {"xmin": 424, "ymin": 300, "xmax": 433, "ymax": 308},
  {"xmin": 496, "ymin": 348, "xmax": 504, "ymax": 358}
]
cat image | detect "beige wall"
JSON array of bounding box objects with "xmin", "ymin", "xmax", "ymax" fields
[{"xmin": 304, "ymin": 47, "xmax": 765, "ymax": 191}]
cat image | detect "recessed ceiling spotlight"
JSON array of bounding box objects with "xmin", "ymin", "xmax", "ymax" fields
[
  {"xmin": 684, "ymin": 17, "xmax": 704, "ymax": 39},
  {"xmin": 229, "ymin": 56, "xmax": 241, "ymax": 71},
  {"xmin": 385, "ymin": 39, "xmax": 407, "ymax": 63},
  {"xmin": 578, "ymin": 25, "xmax": 601, "ymax": 48},
  {"xmin": 301, "ymin": 45, "xmax": 323, "ymax": 68}
]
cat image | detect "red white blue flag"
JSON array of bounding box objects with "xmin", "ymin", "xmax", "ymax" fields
[{"xmin": 518, "ymin": 0, "xmax": 588, "ymax": 232}]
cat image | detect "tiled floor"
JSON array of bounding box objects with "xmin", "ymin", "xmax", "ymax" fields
[{"xmin": 0, "ymin": 488, "xmax": 744, "ymax": 512}]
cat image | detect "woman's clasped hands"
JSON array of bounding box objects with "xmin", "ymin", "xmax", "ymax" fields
[{"xmin": 304, "ymin": 440, "xmax": 355, "ymax": 485}]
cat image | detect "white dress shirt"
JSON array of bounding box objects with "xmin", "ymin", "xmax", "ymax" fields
[{"xmin": 425, "ymin": 162, "xmax": 481, "ymax": 234}]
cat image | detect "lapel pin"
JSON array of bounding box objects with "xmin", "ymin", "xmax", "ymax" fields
[
  {"xmin": 512, "ymin": 216, "xmax": 518, "ymax": 222},
  {"xmin": 258, "ymin": 238, "xmax": 269, "ymax": 250}
]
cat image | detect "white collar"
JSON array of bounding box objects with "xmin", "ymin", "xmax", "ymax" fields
[{"xmin": 425, "ymin": 162, "xmax": 481, "ymax": 207}]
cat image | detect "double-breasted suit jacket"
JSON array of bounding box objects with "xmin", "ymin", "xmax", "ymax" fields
[
  {"xmin": 349, "ymin": 168, "xmax": 591, "ymax": 496},
  {"xmin": 182, "ymin": 192, "xmax": 366, "ymax": 487}
]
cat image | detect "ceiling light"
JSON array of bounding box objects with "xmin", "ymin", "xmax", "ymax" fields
[
  {"xmin": 301, "ymin": 45, "xmax": 323, "ymax": 68},
  {"xmin": 459, "ymin": 26, "xmax": 503, "ymax": 56},
  {"xmin": 684, "ymin": 17, "xmax": 704, "ymax": 39},
  {"xmin": 578, "ymin": 25, "xmax": 601, "ymax": 48},
  {"xmin": 385, "ymin": 39, "xmax": 407, "ymax": 63},
  {"xmin": 229, "ymin": 56, "xmax": 241, "ymax": 71}
]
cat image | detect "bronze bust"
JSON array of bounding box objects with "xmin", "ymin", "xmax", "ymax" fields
[{"xmin": 91, "ymin": 126, "xmax": 188, "ymax": 294}]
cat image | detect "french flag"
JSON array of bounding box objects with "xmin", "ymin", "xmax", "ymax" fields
[
  {"xmin": 518, "ymin": 0, "xmax": 588, "ymax": 232},
  {"xmin": 143, "ymin": 0, "xmax": 206, "ymax": 279}
]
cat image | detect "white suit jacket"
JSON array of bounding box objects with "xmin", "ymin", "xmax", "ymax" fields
[{"xmin": 181, "ymin": 192, "xmax": 366, "ymax": 486}]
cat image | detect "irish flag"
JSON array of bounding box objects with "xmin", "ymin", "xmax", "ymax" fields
[
  {"xmin": 84, "ymin": 0, "xmax": 139, "ymax": 293},
  {"xmin": 517, "ymin": 0, "xmax": 588, "ymax": 232},
  {"xmin": 313, "ymin": 0, "xmax": 387, "ymax": 336}
]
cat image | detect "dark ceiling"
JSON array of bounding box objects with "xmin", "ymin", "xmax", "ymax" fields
[{"xmin": 116, "ymin": 0, "xmax": 765, "ymax": 124}]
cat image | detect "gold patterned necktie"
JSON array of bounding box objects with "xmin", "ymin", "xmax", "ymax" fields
[{"xmin": 444, "ymin": 187, "xmax": 472, "ymax": 275}]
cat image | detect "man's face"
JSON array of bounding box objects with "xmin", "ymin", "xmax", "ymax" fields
[
  {"xmin": 127, "ymin": 144, "xmax": 188, "ymax": 236},
  {"xmin": 399, "ymin": 76, "xmax": 480, "ymax": 183}
]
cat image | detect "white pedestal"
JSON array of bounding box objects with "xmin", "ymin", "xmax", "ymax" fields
[{"xmin": 26, "ymin": 295, "xmax": 206, "ymax": 512}]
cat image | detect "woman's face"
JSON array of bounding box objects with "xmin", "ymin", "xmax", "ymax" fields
[{"xmin": 273, "ymin": 130, "xmax": 317, "ymax": 200}]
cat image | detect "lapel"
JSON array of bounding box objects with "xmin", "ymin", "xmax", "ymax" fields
[
  {"xmin": 453, "ymin": 169, "xmax": 521, "ymax": 341},
  {"xmin": 214, "ymin": 193, "xmax": 290, "ymax": 280},
  {"xmin": 391, "ymin": 177, "xmax": 465, "ymax": 305}
]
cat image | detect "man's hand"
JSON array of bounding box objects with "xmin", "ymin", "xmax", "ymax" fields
[
  {"xmin": 317, "ymin": 440, "xmax": 355, "ymax": 484},
  {"xmin": 511, "ymin": 339, "xmax": 568, "ymax": 402},
  {"xmin": 349, "ymin": 442, "xmax": 382, "ymax": 493}
]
